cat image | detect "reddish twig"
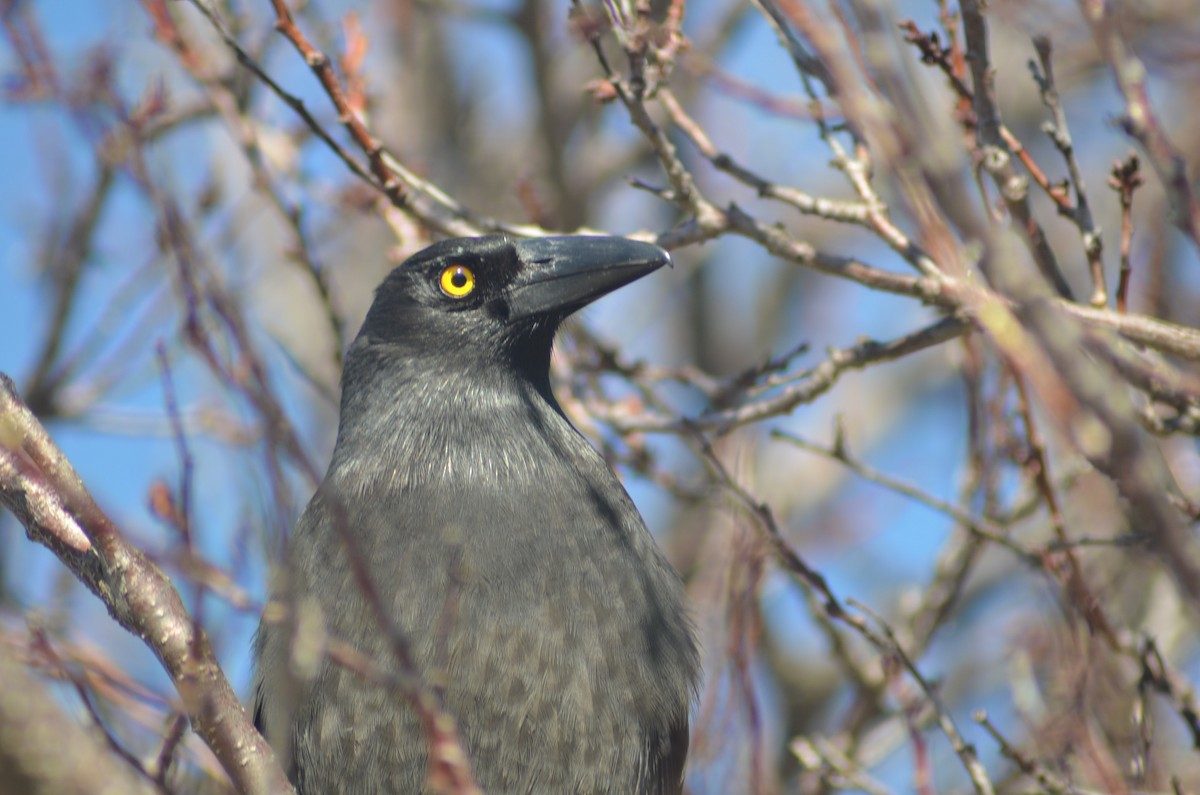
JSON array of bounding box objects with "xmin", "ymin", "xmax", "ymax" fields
[
  {"xmin": 1108, "ymin": 155, "xmax": 1144, "ymax": 314},
  {"xmin": 267, "ymin": 0, "xmax": 405, "ymax": 207},
  {"xmin": 1011, "ymin": 371, "xmax": 1117, "ymax": 645}
]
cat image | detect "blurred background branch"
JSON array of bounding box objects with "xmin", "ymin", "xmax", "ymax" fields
[{"xmin": 4, "ymin": 0, "xmax": 1200, "ymax": 792}]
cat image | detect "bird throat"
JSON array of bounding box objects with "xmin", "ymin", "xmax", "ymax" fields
[{"xmin": 332, "ymin": 364, "xmax": 583, "ymax": 495}]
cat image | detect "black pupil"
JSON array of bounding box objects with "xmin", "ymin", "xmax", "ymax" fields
[{"xmin": 451, "ymin": 270, "xmax": 467, "ymax": 288}]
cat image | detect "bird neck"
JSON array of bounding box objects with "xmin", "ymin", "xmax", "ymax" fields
[{"xmin": 327, "ymin": 344, "xmax": 582, "ymax": 492}]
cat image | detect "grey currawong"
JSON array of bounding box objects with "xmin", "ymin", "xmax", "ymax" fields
[{"xmin": 252, "ymin": 235, "xmax": 700, "ymax": 795}]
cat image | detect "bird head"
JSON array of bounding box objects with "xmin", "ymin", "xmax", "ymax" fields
[{"xmin": 354, "ymin": 235, "xmax": 671, "ymax": 381}]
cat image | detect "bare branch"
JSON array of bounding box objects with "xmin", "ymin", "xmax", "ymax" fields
[{"xmin": 0, "ymin": 375, "xmax": 292, "ymax": 795}]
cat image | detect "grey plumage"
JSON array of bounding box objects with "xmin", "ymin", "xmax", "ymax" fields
[{"xmin": 252, "ymin": 235, "xmax": 699, "ymax": 794}]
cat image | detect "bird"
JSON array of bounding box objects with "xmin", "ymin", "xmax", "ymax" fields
[{"xmin": 252, "ymin": 234, "xmax": 700, "ymax": 795}]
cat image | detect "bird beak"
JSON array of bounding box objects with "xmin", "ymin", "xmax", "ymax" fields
[{"xmin": 507, "ymin": 236, "xmax": 671, "ymax": 320}]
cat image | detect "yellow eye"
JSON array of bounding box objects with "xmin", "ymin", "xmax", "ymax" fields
[{"xmin": 439, "ymin": 265, "xmax": 476, "ymax": 298}]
